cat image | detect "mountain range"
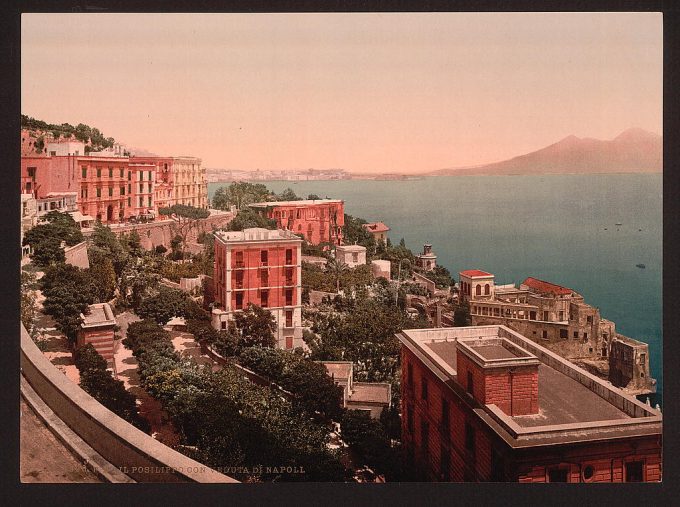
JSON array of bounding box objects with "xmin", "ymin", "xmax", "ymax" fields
[{"xmin": 428, "ymin": 128, "xmax": 662, "ymax": 176}]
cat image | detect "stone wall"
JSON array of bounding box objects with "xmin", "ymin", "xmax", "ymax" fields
[{"xmin": 64, "ymin": 241, "xmax": 90, "ymax": 269}]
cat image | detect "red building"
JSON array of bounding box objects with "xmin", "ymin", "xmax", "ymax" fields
[
  {"xmin": 77, "ymin": 303, "xmax": 117, "ymax": 366},
  {"xmin": 212, "ymin": 228, "xmax": 304, "ymax": 349},
  {"xmin": 397, "ymin": 325, "xmax": 662, "ymax": 482},
  {"xmin": 248, "ymin": 199, "xmax": 344, "ymax": 245}
]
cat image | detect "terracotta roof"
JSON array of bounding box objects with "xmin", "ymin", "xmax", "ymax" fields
[
  {"xmin": 363, "ymin": 222, "xmax": 390, "ymax": 233},
  {"xmin": 522, "ymin": 277, "xmax": 573, "ymax": 296},
  {"xmin": 459, "ymin": 269, "xmax": 494, "ymax": 278}
]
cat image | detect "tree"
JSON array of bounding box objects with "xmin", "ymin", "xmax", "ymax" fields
[
  {"xmin": 226, "ymin": 208, "xmax": 277, "ymax": 231},
  {"xmin": 158, "ymin": 204, "xmax": 210, "ymax": 259},
  {"xmin": 86, "ymin": 257, "xmax": 117, "ymax": 302},
  {"xmin": 275, "ymin": 188, "xmax": 301, "ymax": 201},
  {"xmin": 137, "ymin": 286, "xmax": 191, "ymax": 325},
  {"xmin": 119, "ymin": 256, "xmax": 162, "ymax": 309},
  {"xmin": 307, "ymin": 194, "xmax": 321, "ymax": 200},
  {"xmin": 233, "ymin": 304, "xmax": 276, "ymax": 348},
  {"xmin": 34, "ymin": 135, "xmax": 45, "ymax": 153},
  {"xmin": 342, "ymin": 214, "xmax": 376, "ymax": 253},
  {"xmin": 74, "ymin": 344, "xmax": 150, "ymax": 433},
  {"xmin": 40, "ymin": 264, "xmax": 97, "ymax": 342},
  {"xmin": 212, "ymin": 182, "xmax": 271, "ymax": 210},
  {"xmin": 123, "ymin": 319, "xmax": 174, "ymax": 357},
  {"xmin": 453, "ymin": 301, "xmax": 472, "ymax": 327},
  {"xmin": 340, "ymin": 410, "xmax": 400, "ymax": 480},
  {"xmin": 325, "ymin": 256, "xmax": 349, "ymax": 293},
  {"xmin": 23, "ymin": 211, "xmax": 84, "ymax": 267},
  {"xmin": 30, "ymin": 236, "xmax": 65, "ymax": 267},
  {"xmin": 21, "ymin": 272, "xmax": 37, "ymax": 336}
]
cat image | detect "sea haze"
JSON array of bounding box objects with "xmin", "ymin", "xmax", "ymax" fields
[{"xmin": 209, "ymin": 174, "xmax": 663, "ymax": 404}]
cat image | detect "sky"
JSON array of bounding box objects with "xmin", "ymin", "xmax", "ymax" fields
[{"xmin": 22, "ymin": 12, "xmax": 662, "ymax": 173}]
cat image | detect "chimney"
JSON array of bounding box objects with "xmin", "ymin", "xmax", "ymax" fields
[{"xmin": 456, "ymin": 337, "xmax": 539, "ymax": 416}]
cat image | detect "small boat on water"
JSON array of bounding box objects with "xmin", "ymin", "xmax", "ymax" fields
[
  {"xmin": 604, "ymin": 228, "xmax": 608, "ymax": 230},
  {"xmin": 636, "ymin": 264, "xmax": 646, "ymax": 269},
  {"xmin": 615, "ymin": 222, "xmax": 623, "ymax": 226}
]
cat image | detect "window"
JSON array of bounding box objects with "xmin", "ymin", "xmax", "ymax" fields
[
  {"xmin": 440, "ymin": 449, "xmax": 450, "ymax": 481},
  {"xmin": 285, "ymin": 289, "xmax": 293, "ymax": 306},
  {"xmin": 352, "ymin": 252, "xmax": 359, "ymax": 263},
  {"xmin": 285, "ymin": 336, "xmax": 293, "ymax": 349},
  {"xmin": 640, "ymin": 353, "xmax": 646, "ymax": 365},
  {"xmin": 542, "ymin": 330, "xmax": 548, "ymax": 339},
  {"xmin": 475, "ymin": 285, "xmax": 481, "ymax": 296},
  {"xmin": 108, "ymin": 187, "xmax": 113, "ymax": 197},
  {"xmin": 235, "ymin": 292, "xmax": 243, "ymax": 309},
  {"xmin": 82, "ymin": 167, "xmax": 87, "ymax": 178},
  {"xmin": 97, "ymin": 167, "xmax": 101, "ymax": 178},
  {"xmin": 491, "ymin": 449, "xmax": 504, "ymax": 482},
  {"xmin": 120, "ymin": 186, "xmax": 125, "ymax": 195},
  {"xmin": 109, "ymin": 167, "xmax": 113, "ymax": 178},
  {"xmin": 421, "ymin": 376, "xmax": 428, "ymax": 401},
  {"xmin": 148, "ymin": 196, "xmax": 152, "ymax": 207},
  {"xmin": 584, "ymin": 332, "xmax": 588, "ymax": 340},
  {"xmin": 296, "ymin": 209, "xmax": 301, "ymax": 219},
  {"xmin": 25, "ymin": 182, "xmax": 31, "ymax": 192},
  {"xmin": 96, "ymin": 188, "xmax": 101, "ymax": 198},
  {"xmin": 582, "ymin": 465, "xmax": 595, "ymax": 482},
  {"xmin": 548, "ymin": 468, "xmax": 569, "ymax": 482},
  {"xmin": 261, "ymin": 269, "xmax": 269, "ymax": 286},
  {"xmin": 574, "ymin": 331, "xmax": 579, "ymax": 339},
  {"xmin": 235, "ymin": 271, "xmax": 243, "ymax": 288},
  {"xmin": 421, "ymin": 420, "xmax": 429, "ymax": 455},
  {"xmin": 139, "ymin": 197, "xmax": 143, "ymax": 207},
  {"xmin": 128, "ymin": 184, "xmax": 131, "ymax": 194},
  {"xmin": 543, "ymin": 311, "xmax": 549, "ymax": 321},
  {"xmin": 260, "ymin": 289, "xmax": 269, "ymax": 307},
  {"xmin": 484, "ymin": 283, "xmax": 490, "ymax": 295},
  {"xmin": 148, "ymin": 170, "xmax": 153, "ymax": 181},
  {"xmin": 128, "ymin": 197, "xmax": 131, "ymax": 207},
  {"xmin": 148, "ymin": 183, "xmax": 152, "ymax": 193},
  {"xmin": 587, "ymin": 315, "xmax": 593, "ymax": 323},
  {"xmin": 221, "ymin": 321, "xmax": 227, "ymax": 330},
  {"xmin": 235, "ymin": 251, "xmax": 244, "ymax": 268},
  {"xmin": 128, "ymin": 171, "xmax": 131, "ymax": 181},
  {"xmin": 260, "ymin": 250, "xmax": 268, "ymax": 266},
  {"xmin": 465, "ymin": 422, "xmax": 475, "ymax": 453},
  {"xmin": 139, "ymin": 183, "xmax": 144, "ymax": 193},
  {"xmin": 441, "ymin": 399, "xmax": 450, "ymax": 436},
  {"xmin": 559, "ymin": 311, "xmax": 564, "ymax": 321},
  {"xmin": 285, "ymin": 267, "xmax": 294, "ymax": 285},
  {"xmin": 81, "ymin": 188, "xmax": 88, "ymax": 199},
  {"xmin": 559, "ymin": 329, "xmax": 568, "ymax": 339},
  {"xmin": 467, "ymin": 371, "xmax": 474, "ymax": 395},
  {"xmin": 530, "ymin": 311, "xmax": 536, "ymax": 320}
]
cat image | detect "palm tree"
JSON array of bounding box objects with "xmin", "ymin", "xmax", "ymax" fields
[{"xmin": 326, "ymin": 256, "xmax": 349, "ymax": 293}]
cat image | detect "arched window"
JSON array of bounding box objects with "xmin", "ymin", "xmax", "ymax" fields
[
  {"xmin": 485, "ymin": 283, "xmax": 490, "ymax": 295},
  {"xmin": 467, "ymin": 282, "xmax": 471, "ymax": 295},
  {"xmin": 475, "ymin": 284, "xmax": 481, "ymax": 296}
]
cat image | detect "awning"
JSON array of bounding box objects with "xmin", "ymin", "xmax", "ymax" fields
[{"xmin": 70, "ymin": 211, "xmax": 95, "ymax": 223}]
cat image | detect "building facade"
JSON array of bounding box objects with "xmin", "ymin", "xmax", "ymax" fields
[
  {"xmin": 459, "ymin": 271, "xmax": 655, "ymax": 395},
  {"xmin": 249, "ymin": 199, "xmax": 345, "ymax": 245},
  {"xmin": 130, "ymin": 156, "xmax": 208, "ymax": 209},
  {"xmin": 212, "ymin": 228, "xmax": 304, "ymax": 349},
  {"xmin": 416, "ymin": 244, "xmax": 437, "ymax": 271},
  {"xmin": 335, "ymin": 244, "xmax": 367, "ymax": 268},
  {"xmin": 363, "ymin": 222, "xmax": 390, "ymax": 243},
  {"xmin": 398, "ymin": 325, "xmax": 662, "ymax": 482},
  {"xmin": 77, "ymin": 303, "xmax": 117, "ymax": 366}
]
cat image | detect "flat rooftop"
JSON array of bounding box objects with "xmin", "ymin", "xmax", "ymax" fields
[
  {"xmin": 249, "ymin": 199, "xmax": 343, "ymax": 207},
  {"xmin": 398, "ymin": 325, "xmax": 660, "ymax": 445},
  {"xmin": 214, "ymin": 227, "xmax": 302, "ymax": 243},
  {"xmin": 81, "ymin": 303, "xmax": 116, "ymax": 328},
  {"xmin": 349, "ymin": 383, "xmax": 391, "ymax": 405}
]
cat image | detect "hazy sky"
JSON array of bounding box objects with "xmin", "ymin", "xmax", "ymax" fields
[{"xmin": 22, "ymin": 13, "xmax": 662, "ymax": 173}]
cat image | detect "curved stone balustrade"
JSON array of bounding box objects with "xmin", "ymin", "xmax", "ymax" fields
[{"xmin": 20, "ymin": 325, "xmax": 238, "ymax": 483}]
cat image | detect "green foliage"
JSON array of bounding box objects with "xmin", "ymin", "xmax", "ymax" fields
[
  {"xmin": 88, "ymin": 222, "xmax": 127, "ymax": 277},
  {"xmin": 233, "ymin": 304, "xmax": 276, "ymax": 348},
  {"xmin": 34, "ymin": 135, "xmax": 45, "ymax": 153},
  {"xmin": 302, "ymin": 261, "xmax": 374, "ymax": 294},
  {"xmin": 342, "ymin": 214, "xmax": 376, "ymax": 253},
  {"xmin": 21, "ymin": 115, "xmax": 116, "ymax": 151},
  {"xmin": 226, "ymin": 208, "xmax": 277, "ymax": 231},
  {"xmin": 340, "ymin": 410, "xmax": 401, "ymax": 480},
  {"xmin": 212, "ymin": 182, "xmax": 271, "ymax": 210},
  {"xmin": 21, "ymin": 272, "xmax": 37, "ymax": 336},
  {"xmin": 86, "ymin": 257, "xmax": 117, "ymax": 302},
  {"xmin": 74, "ymin": 344, "xmax": 150, "ymax": 433},
  {"xmin": 123, "ymin": 319, "xmax": 174, "ymax": 357},
  {"xmin": 427, "ymin": 265, "xmax": 455, "ymax": 289},
  {"xmin": 136, "ymin": 286, "xmax": 191, "ymax": 325},
  {"xmin": 307, "ymin": 194, "xmax": 321, "ymax": 200},
  {"xmin": 274, "ymin": 188, "xmax": 301, "ymax": 201},
  {"xmin": 119, "ymin": 256, "xmax": 162, "ymax": 309},
  {"xmin": 23, "ymin": 211, "xmax": 84, "ymax": 267},
  {"xmin": 160, "ymin": 260, "xmax": 203, "ymax": 282},
  {"xmin": 40, "ymin": 264, "xmax": 97, "ymax": 342},
  {"xmin": 453, "ymin": 301, "xmax": 472, "ymax": 327},
  {"xmin": 187, "ymin": 318, "xmax": 238, "ymax": 357}
]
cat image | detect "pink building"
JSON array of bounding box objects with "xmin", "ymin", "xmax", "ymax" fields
[
  {"xmin": 249, "ymin": 199, "xmax": 345, "ymax": 245},
  {"xmin": 77, "ymin": 303, "xmax": 117, "ymax": 366},
  {"xmin": 212, "ymin": 228, "xmax": 304, "ymax": 349}
]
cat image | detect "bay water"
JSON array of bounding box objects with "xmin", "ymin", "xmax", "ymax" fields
[{"xmin": 209, "ymin": 174, "xmax": 663, "ymax": 404}]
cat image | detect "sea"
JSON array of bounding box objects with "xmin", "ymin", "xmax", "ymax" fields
[{"xmin": 209, "ymin": 174, "xmax": 663, "ymax": 406}]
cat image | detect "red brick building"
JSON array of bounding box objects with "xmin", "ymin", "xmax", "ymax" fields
[
  {"xmin": 76, "ymin": 303, "xmax": 117, "ymax": 366},
  {"xmin": 212, "ymin": 228, "xmax": 304, "ymax": 349},
  {"xmin": 398, "ymin": 325, "xmax": 662, "ymax": 482},
  {"xmin": 249, "ymin": 199, "xmax": 344, "ymax": 245}
]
